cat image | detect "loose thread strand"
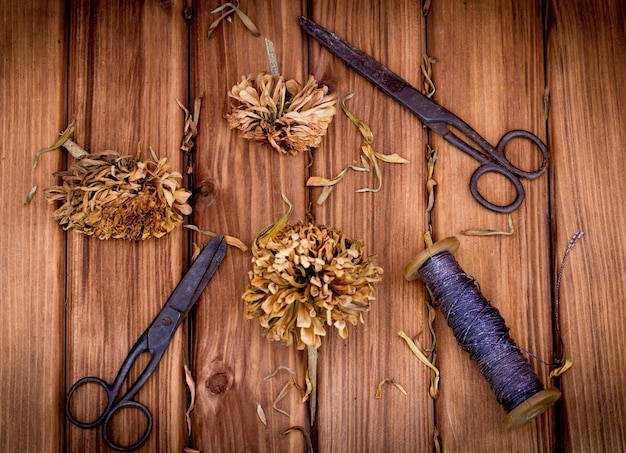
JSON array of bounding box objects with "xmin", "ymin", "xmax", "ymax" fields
[{"xmin": 554, "ymin": 230, "xmax": 584, "ymax": 361}]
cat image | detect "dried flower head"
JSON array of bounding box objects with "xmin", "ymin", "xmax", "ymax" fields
[
  {"xmin": 226, "ymin": 73, "xmax": 337, "ymax": 155},
  {"xmin": 243, "ymin": 221, "xmax": 383, "ymax": 350},
  {"xmin": 45, "ymin": 148, "xmax": 192, "ymax": 240}
]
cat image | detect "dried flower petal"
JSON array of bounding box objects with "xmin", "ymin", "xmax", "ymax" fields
[
  {"xmin": 307, "ymin": 94, "xmax": 408, "ymax": 203},
  {"xmin": 44, "ymin": 144, "xmax": 192, "ymax": 240},
  {"xmin": 256, "ymin": 402, "xmax": 267, "ymax": 425},
  {"xmin": 399, "ymin": 330, "xmax": 440, "ymax": 398},
  {"xmin": 226, "ymin": 73, "xmax": 337, "ymax": 155},
  {"xmin": 243, "ymin": 221, "xmax": 383, "ymax": 349},
  {"xmin": 184, "ymin": 364, "xmax": 196, "ymax": 435}
]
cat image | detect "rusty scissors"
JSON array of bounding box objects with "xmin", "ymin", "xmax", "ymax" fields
[
  {"xmin": 66, "ymin": 235, "xmax": 226, "ymax": 451},
  {"xmin": 299, "ymin": 17, "xmax": 549, "ymax": 213}
]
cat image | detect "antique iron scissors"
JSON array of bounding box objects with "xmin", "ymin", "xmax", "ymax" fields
[
  {"xmin": 66, "ymin": 235, "xmax": 227, "ymax": 451},
  {"xmin": 299, "ymin": 17, "xmax": 549, "ymax": 213}
]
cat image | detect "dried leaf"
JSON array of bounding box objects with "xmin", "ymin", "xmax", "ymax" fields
[
  {"xmin": 375, "ymin": 378, "xmax": 408, "ymax": 399},
  {"xmin": 462, "ymin": 214, "xmax": 515, "ymax": 236},
  {"xmin": 399, "ymin": 330, "xmax": 440, "ymax": 398},
  {"xmin": 184, "ymin": 364, "xmax": 196, "ymax": 436},
  {"xmin": 184, "ymin": 224, "xmax": 248, "ymax": 251},
  {"xmin": 256, "ymin": 402, "xmax": 267, "ymax": 425}
]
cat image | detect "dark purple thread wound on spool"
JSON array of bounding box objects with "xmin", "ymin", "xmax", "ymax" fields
[{"xmin": 419, "ymin": 251, "xmax": 545, "ymax": 413}]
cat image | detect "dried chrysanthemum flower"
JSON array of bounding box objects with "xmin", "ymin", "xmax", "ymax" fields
[
  {"xmin": 243, "ymin": 221, "xmax": 383, "ymax": 349},
  {"xmin": 226, "ymin": 72, "xmax": 337, "ymax": 155},
  {"xmin": 39, "ymin": 125, "xmax": 192, "ymax": 240}
]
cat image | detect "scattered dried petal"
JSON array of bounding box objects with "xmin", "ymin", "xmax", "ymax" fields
[
  {"xmin": 178, "ymin": 93, "xmax": 204, "ymax": 156},
  {"xmin": 252, "ymin": 192, "xmax": 293, "ymax": 255},
  {"xmin": 256, "ymin": 402, "xmax": 267, "ymax": 425},
  {"xmin": 208, "ymin": 1, "xmax": 260, "ymax": 38},
  {"xmin": 550, "ymin": 358, "xmax": 573, "ymax": 378},
  {"xmin": 308, "ymin": 94, "xmax": 408, "ymax": 203},
  {"xmin": 462, "ymin": 214, "xmax": 515, "ymax": 236},
  {"xmin": 24, "ymin": 185, "xmax": 38, "ymax": 205},
  {"xmin": 420, "ymin": 54, "xmax": 438, "ymax": 98},
  {"xmin": 32, "ymin": 122, "xmax": 78, "ymax": 172},
  {"xmin": 280, "ymin": 426, "xmax": 313, "ymax": 453},
  {"xmin": 375, "ymin": 378, "xmax": 408, "ymax": 399},
  {"xmin": 184, "ymin": 224, "xmax": 248, "ymax": 251},
  {"xmin": 226, "ymin": 73, "xmax": 337, "ymax": 155},
  {"xmin": 398, "ymin": 330, "xmax": 440, "ymax": 398},
  {"xmin": 264, "ymin": 366, "xmax": 302, "ymax": 418},
  {"xmin": 184, "ymin": 364, "xmax": 196, "ymax": 436}
]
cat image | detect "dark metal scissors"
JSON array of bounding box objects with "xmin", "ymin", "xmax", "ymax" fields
[
  {"xmin": 299, "ymin": 17, "xmax": 549, "ymax": 213},
  {"xmin": 66, "ymin": 235, "xmax": 227, "ymax": 451}
]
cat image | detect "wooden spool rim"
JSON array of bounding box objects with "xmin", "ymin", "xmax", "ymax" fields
[
  {"xmin": 403, "ymin": 237, "xmax": 460, "ymax": 281},
  {"xmin": 504, "ymin": 387, "xmax": 561, "ymax": 429}
]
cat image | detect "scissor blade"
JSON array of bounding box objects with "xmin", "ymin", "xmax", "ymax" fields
[
  {"xmin": 166, "ymin": 235, "xmax": 227, "ymax": 315},
  {"xmin": 298, "ymin": 16, "xmax": 451, "ymax": 128}
]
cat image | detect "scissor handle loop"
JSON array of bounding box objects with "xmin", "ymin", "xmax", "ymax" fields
[
  {"xmin": 66, "ymin": 375, "xmax": 153, "ymax": 451},
  {"xmin": 102, "ymin": 400, "xmax": 153, "ymax": 451},
  {"xmin": 66, "ymin": 376, "xmax": 116, "ymax": 429},
  {"xmin": 494, "ymin": 129, "xmax": 549, "ymax": 179},
  {"xmin": 470, "ymin": 163, "xmax": 526, "ymax": 213}
]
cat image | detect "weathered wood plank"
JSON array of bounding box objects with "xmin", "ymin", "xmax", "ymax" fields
[
  {"xmin": 0, "ymin": 1, "xmax": 66, "ymax": 451},
  {"xmin": 428, "ymin": 1, "xmax": 554, "ymax": 450},
  {"xmin": 65, "ymin": 1, "xmax": 188, "ymax": 451},
  {"xmin": 190, "ymin": 2, "xmax": 309, "ymax": 451},
  {"xmin": 547, "ymin": 0, "xmax": 626, "ymax": 450},
  {"xmin": 308, "ymin": 2, "xmax": 433, "ymax": 451}
]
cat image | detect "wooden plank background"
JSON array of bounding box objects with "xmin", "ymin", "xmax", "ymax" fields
[{"xmin": 2, "ymin": 0, "xmax": 625, "ymax": 452}]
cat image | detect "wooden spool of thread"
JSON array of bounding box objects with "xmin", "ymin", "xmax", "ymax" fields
[{"xmin": 404, "ymin": 236, "xmax": 560, "ymax": 429}]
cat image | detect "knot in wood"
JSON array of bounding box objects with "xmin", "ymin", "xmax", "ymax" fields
[{"xmin": 206, "ymin": 371, "xmax": 231, "ymax": 394}]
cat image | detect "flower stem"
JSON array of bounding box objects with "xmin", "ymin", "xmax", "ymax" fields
[{"xmin": 307, "ymin": 345, "xmax": 318, "ymax": 426}]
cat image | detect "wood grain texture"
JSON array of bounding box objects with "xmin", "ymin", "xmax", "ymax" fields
[
  {"xmin": 428, "ymin": 1, "xmax": 554, "ymax": 451},
  {"xmin": 0, "ymin": 1, "xmax": 66, "ymax": 451},
  {"xmin": 308, "ymin": 2, "xmax": 433, "ymax": 451},
  {"xmin": 547, "ymin": 0, "xmax": 626, "ymax": 450},
  {"xmin": 65, "ymin": 1, "xmax": 188, "ymax": 451},
  {"xmin": 190, "ymin": 1, "xmax": 309, "ymax": 451},
  {"xmin": 2, "ymin": 0, "xmax": 626, "ymax": 451}
]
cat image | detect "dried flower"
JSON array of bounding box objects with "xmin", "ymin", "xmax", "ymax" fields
[
  {"xmin": 43, "ymin": 133, "xmax": 192, "ymax": 240},
  {"xmin": 243, "ymin": 221, "xmax": 383, "ymax": 350},
  {"xmin": 226, "ymin": 73, "xmax": 337, "ymax": 155}
]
